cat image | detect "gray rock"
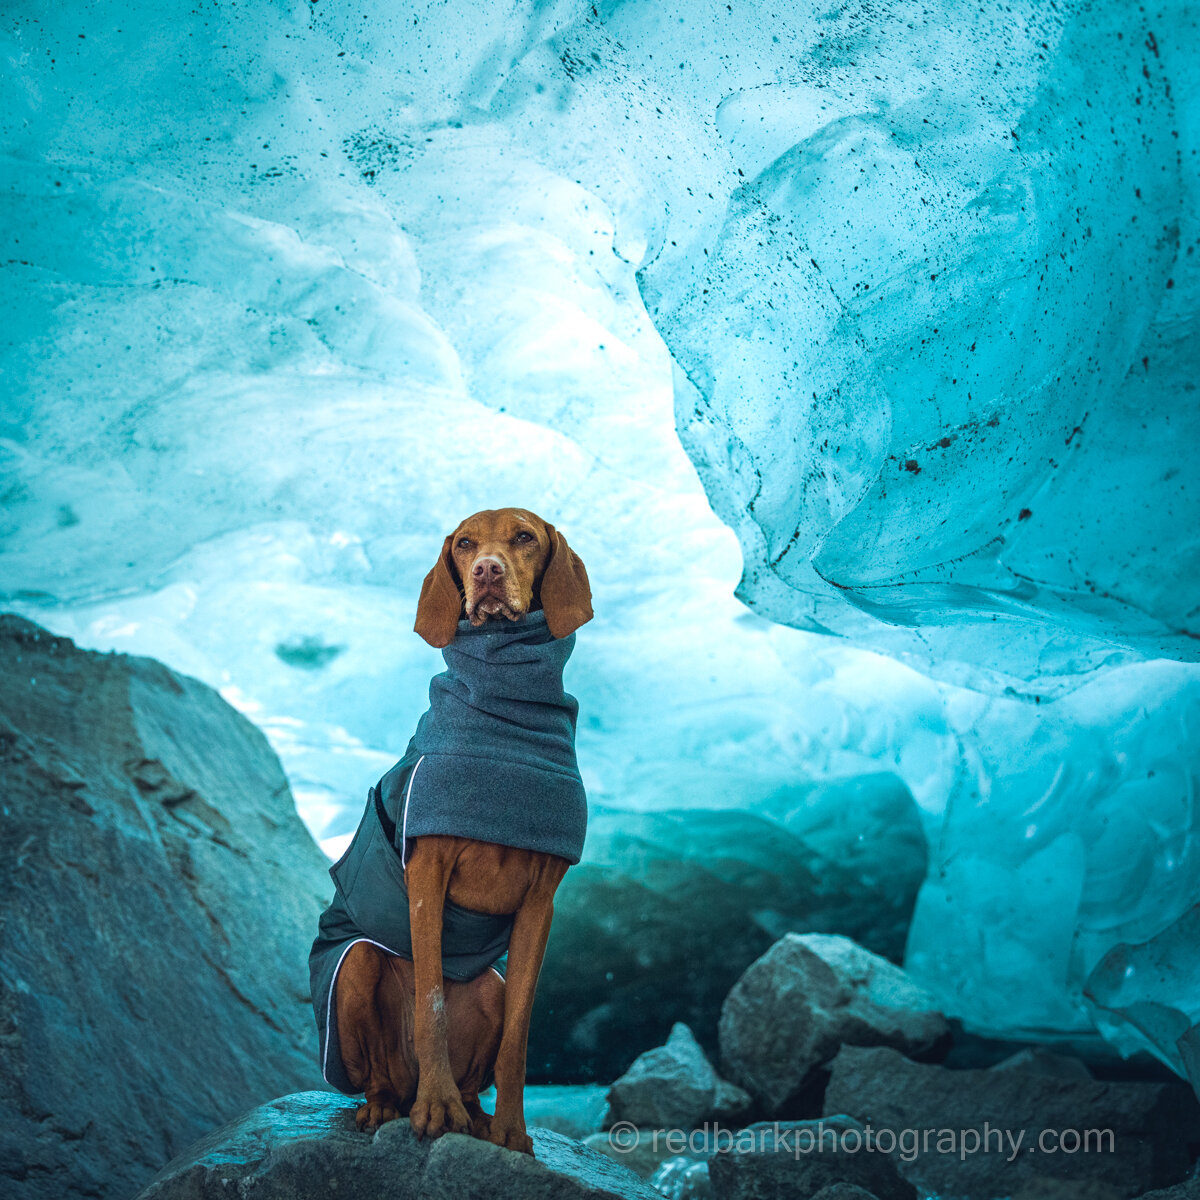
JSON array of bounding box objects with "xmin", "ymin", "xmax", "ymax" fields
[
  {"xmin": 531, "ymin": 774, "xmax": 927, "ymax": 1081},
  {"xmin": 824, "ymin": 1044, "xmax": 1200, "ymax": 1199},
  {"xmin": 991, "ymin": 1047, "xmax": 1093, "ymax": 1081},
  {"xmin": 718, "ymin": 934, "xmax": 948, "ymax": 1110},
  {"xmin": 706, "ymin": 1115, "xmax": 915, "ymax": 1200},
  {"xmin": 0, "ymin": 616, "xmax": 332, "ymax": 1200},
  {"xmin": 135, "ymin": 1090, "xmax": 659, "ymax": 1200},
  {"xmin": 606, "ymin": 1023, "xmax": 752, "ymax": 1130},
  {"xmin": 812, "ymin": 1187, "xmax": 881, "ymax": 1200}
]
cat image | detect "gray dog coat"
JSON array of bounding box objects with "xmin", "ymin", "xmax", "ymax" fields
[{"xmin": 308, "ymin": 611, "xmax": 587, "ymax": 1094}]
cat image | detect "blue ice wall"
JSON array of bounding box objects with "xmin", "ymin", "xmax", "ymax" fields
[
  {"xmin": 644, "ymin": 1, "xmax": 1200, "ymax": 692},
  {"xmin": 1, "ymin": 0, "xmax": 1197, "ymax": 1081}
]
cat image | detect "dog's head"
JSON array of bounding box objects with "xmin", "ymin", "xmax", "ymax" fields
[{"xmin": 414, "ymin": 508, "xmax": 592, "ymax": 648}]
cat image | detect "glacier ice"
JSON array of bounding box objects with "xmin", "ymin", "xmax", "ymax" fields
[
  {"xmin": 1, "ymin": 0, "xmax": 1198, "ymax": 1081},
  {"xmin": 907, "ymin": 662, "xmax": 1200, "ymax": 1038},
  {"xmin": 0, "ymin": 0, "xmax": 960, "ymax": 850},
  {"xmin": 647, "ymin": 1, "xmax": 1200, "ymax": 693}
]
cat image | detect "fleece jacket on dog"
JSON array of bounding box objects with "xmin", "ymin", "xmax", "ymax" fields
[{"xmin": 308, "ymin": 610, "xmax": 587, "ymax": 1094}]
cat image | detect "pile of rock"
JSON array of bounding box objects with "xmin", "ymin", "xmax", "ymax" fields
[
  {"xmin": 146, "ymin": 928, "xmax": 1200, "ymax": 1200},
  {"xmin": 572, "ymin": 934, "xmax": 1200, "ymax": 1200},
  {"xmin": 113, "ymin": 897, "xmax": 1200, "ymax": 1200}
]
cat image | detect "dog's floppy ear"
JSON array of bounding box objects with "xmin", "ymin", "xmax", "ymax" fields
[
  {"xmin": 414, "ymin": 534, "xmax": 462, "ymax": 648},
  {"xmin": 539, "ymin": 524, "xmax": 593, "ymax": 639}
]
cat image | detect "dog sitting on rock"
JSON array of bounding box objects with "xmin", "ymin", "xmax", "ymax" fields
[{"xmin": 309, "ymin": 508, "xmax": 592, "ymax": 1153}]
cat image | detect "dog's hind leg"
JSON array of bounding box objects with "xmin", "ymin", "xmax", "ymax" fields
[
  {"xmin": 335, "ymin": 939, "xmax": 504, "ymax": 1139},
  {"xmin": 446, "ymin": 967, "xmax": 505, "ymax": 1140},
  {"xmin": 336, "ymin": 942, "xmax": 417, "ymax": 1131}
]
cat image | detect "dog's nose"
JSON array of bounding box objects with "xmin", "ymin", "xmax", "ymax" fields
[{"xmin": 472, "ymin": 556, "xmax": 505, "ymax": 582}]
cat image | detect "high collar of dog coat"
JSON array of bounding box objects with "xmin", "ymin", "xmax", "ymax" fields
[{"xmin": 400, "ymin": 610, "xmax": 588, "ymax": 865}]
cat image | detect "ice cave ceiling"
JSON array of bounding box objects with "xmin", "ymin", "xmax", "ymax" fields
[{"xmin": 1, "ymin": 0, "xmax": 1198, "ymax": 1079}]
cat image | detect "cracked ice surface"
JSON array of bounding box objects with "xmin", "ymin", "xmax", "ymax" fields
[{"xmin": 1, "ymin": 0, "xmax": 1198, "ymax": 1081}]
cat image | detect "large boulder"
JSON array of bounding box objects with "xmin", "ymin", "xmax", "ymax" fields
[
  {"xmin": 135, "ymin": 1090, "xmax": 659, "ymax": 1200},
  {"xmin": 0, "ymin": 617, "xmax": 332, "ymax": 1200},
  {"xmin": 823, "ymin": 1045, "xmax": 1200, "ymax": 1199},
  {"xmin": 533, "ymin": 775, "xmax": 927, "ymax": 1080},
  {"xmin": 605, "ymin": 1023, "xmax": 751, "ymax": 1130},
  {"xmin": 706, "ymin": 1115, "xmax": 915, "ymax": 1200},
  {"xmin": 718, "ymin": 934, "xmax": 948, "ymax": 1110}
]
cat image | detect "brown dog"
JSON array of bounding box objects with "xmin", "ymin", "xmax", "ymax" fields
[{"xmin": 327, "ymin": 509, "xmax": 591, "ymax": 1154}]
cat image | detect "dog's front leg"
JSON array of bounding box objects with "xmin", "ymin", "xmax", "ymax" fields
[
  {"xmin": 488, "ymin": 860, "xmax": 567, "ymax": 1154},
  {"xmin": 406, "ymin": 838, "xmax": 471, "ymax": 1140}
]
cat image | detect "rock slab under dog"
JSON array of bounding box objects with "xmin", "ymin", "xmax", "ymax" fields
[{"xmin": 135, "ymin": 1090, "xmax": 660, "ymax": 1200}]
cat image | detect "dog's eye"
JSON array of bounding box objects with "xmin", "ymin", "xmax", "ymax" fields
[
  {"xmin": 456, "ymin": 537, "xmax": 472, "ymax": 549},
  {"xmin": 514, "ymin": 531, "xmax": 534, "ymax": 544}
]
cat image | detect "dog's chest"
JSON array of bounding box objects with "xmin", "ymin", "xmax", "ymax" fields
[{"xmin": 444, "ymin": 841, "xmax": 555, "ymax": 916}]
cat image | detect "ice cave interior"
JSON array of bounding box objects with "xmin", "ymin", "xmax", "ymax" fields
[{"xmin": 1, "ymin": 0, "xmax": 1198, "ymax": 1090}]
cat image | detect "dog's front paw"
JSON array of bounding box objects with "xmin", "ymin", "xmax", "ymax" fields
[
  {"xmin": 409, "ymin": 1081, "xmax": 470, "ymax": 1141},
  {"xmin": 487, "ymin": 1116, "xmax": 533, "ymax": 1155}
]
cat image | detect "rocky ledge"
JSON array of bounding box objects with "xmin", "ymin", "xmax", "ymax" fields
[{"xmin": 135, "ymin": 1091, "xmax": 658, "ymax": 1200}]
